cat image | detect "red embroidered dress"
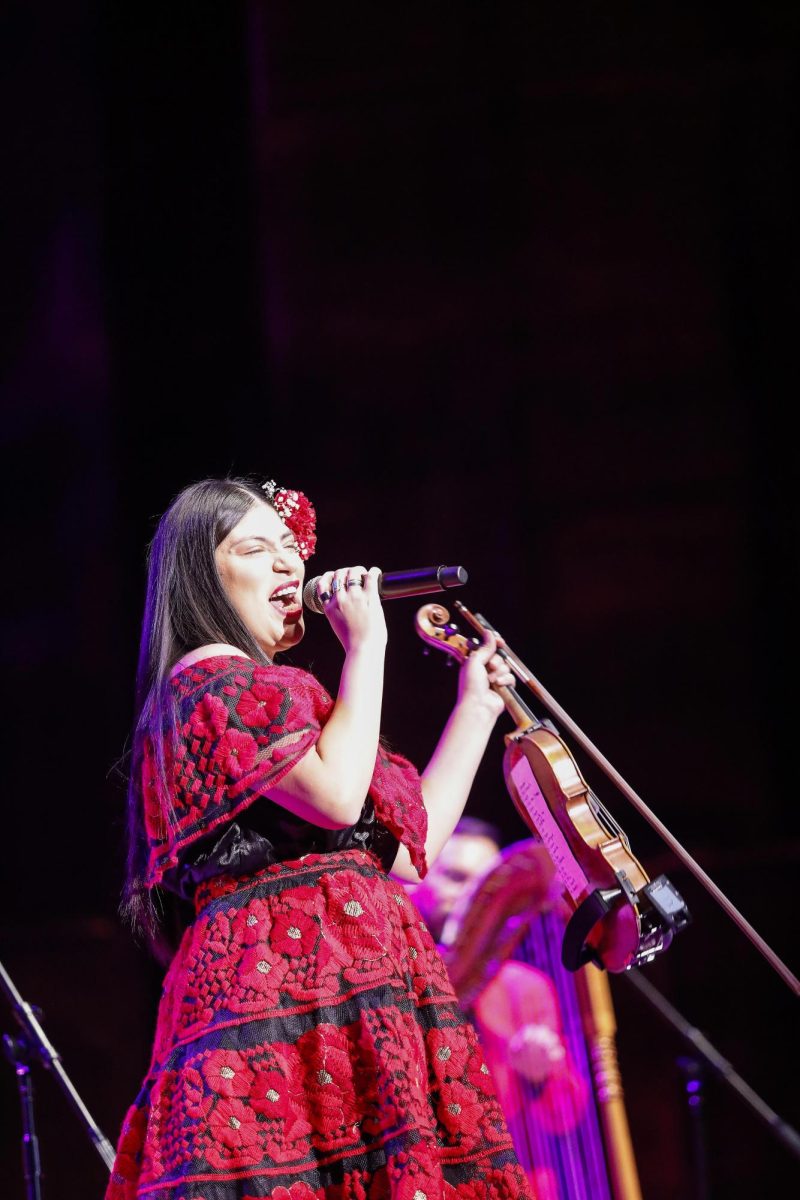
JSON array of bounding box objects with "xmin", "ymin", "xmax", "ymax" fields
[{"xmin": 106, "ymin": 656, "xmax": 535, "ymax": 1200}]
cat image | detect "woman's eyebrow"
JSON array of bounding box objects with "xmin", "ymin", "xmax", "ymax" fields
[
  {"xmin": 230, "ymin": 532, "xmax": 298, "ymax": 549},
  {"xmin": 230, "ymin": 534, "xmax": 274, "ymax": 548}
]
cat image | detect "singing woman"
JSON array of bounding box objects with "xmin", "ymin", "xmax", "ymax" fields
[{"xmin": 106, "ymin": 474, "xmax": 535, "ymax": 1200}]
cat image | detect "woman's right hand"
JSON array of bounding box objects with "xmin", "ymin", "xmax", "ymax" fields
[
  {"xmin": 313, "ymin": 566, "xmax": 387, "ymax": 654},
  {"xmin": 265, "ymin": 565, "xmax": 386, "ymax": 829}
]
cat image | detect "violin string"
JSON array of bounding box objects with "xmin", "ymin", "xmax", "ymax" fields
[
  {"xmin": 539, "ymin": 914, "xmax": 586, "ymax": 1200},
  {"xmin": 519, "ymin": 912, "xmax": 613, "ymax": 1200},
  {"xmin": 521, "ymin": 919, "xmax": 564, "ymax": 1199},
  {"xmin": 551, "ymin": 907, "xmax": 613, "ymax": 1200}
]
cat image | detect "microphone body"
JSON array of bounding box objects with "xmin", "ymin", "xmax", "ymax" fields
[{"xmin": 303, "ymin": 565, "xmax": 468, "ymax": 614}]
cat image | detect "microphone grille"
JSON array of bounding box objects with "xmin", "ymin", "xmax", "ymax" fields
[{"xmin": 302, "ymin": 577, "xmax": 325, "ymax": 614}]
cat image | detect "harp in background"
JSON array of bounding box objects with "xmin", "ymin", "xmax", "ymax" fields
[{"xmin": 440, "ymin": 839, "xmax": 643, "ymax": 1200}]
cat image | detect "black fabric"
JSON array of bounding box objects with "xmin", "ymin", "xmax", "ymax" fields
[{"xmin": 164, "ymin": 795, "xmax": 400, "ymax": 899}]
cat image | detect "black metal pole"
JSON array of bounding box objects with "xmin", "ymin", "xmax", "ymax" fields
[
  {"xmin": 677, "ymin": 1055, "xmax": 711, "ymax": 1200},
  {"xmin": 625, "ymin": 967, "xmax": 800, "ymax": 1161},
  {"xmin": 2, "ymin": 1033, "xmax": 43, "ymax": 1200},
  {"xmin": 0, "ymin": 957, "xmax": 116, "ymax": 1174}
]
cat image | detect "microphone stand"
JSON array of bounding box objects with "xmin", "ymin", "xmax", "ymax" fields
[
  {"xmin": 623, "ymin": 967, "xmax": 800, "ymax": 1178},
  {"xmin": 1, "ymin": 956, "xmax": 116, "ymax": 1197},
  {"xmin": 675, "ymin": 1054, "xmax": 710, "ymax": 1200}
]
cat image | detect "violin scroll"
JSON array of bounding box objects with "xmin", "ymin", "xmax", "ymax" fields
[{"xmin": 414, "ymin": 603, "xmax": 481, "ymax": 664}]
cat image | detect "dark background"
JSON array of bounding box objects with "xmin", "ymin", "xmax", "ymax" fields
[{"xmin": 2, "ymin": 4, "xmax": 798, "ymax": 1196}]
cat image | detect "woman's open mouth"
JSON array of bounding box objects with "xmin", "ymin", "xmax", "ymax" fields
[{"xmin": 269, "ymin": 582, "xmax": 302, "ymax": 617}]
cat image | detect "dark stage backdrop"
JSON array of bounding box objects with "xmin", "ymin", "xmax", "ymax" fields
[{"xmin": 1, "ymin": 4, "xmax": 798, "ymax": 1197}]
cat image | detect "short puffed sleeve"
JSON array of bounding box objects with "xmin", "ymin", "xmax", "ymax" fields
[
  {"xmin": 143, "ymin": 658, "xmax": 333, "ymax": 887},
  {"xmin": 369, "ymin": 745, "xmax": 429, "ymax": 878}
]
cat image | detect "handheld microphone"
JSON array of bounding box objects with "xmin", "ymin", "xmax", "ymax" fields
[{"xmin": 302, "ymin": 565, "xmax": 468, "ymax": 614}]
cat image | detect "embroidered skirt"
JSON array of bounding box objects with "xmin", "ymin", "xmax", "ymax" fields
[{"xmin": 106, "ymin": 848, "xmax": 534, "ymax": 1199}]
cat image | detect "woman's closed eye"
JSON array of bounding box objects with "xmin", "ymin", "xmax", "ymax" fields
[{"xmin": 238, "ymin": 536, "xmax": 299, "ymax": 557}]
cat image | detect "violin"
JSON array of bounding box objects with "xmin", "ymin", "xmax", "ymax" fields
[{"xmin": 415, "ymin": 601, "xmax": 691, "ymax": 973}]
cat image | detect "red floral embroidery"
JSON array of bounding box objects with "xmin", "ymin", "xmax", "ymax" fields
[
  {"xmin": 181, "ymin": 1067, "xmax": 207, "ymax": 1120},
  {"xmin": 427, "ymin": 1026, "xmax": 473, "ymax": 1080},
  {"xmin": 479, "ymin": 1164, "xmax": 534, "ymax": 1200},
  {"xmin": 109, "ymin": 1104, "xmax": 146, "ymax": 1187},
  {"xmin": 189, "ymin": 691, "xmax": 229, "ymax": 740},
  {"xmin": 113, "ymin": 752, "xmax": 533, "ymax": 1200},
  {"xmin": 141, "ymin": 738, "xmax": 166, "ymax": 842},
  {"xmin": 356, "ymin": 1008, "xmax": 431, "ymax": 1142},
  {"xmin": 250, "ymin": 1066, "xmax": 292, "ymax": 1120},
  {"xmin": 466, "ymin": 1049, "xmax": 497, "ymax": 1096},
  {"xmin": 169, "ymin": 910, "xmax": 244, "ymax": 1038},
  {"xmin": 437, "ymin": 1080, "xmax": 485, "ymax": 1140},
  {"xmin": 207, "ymin": 1096, "xmax": 262, "ymax": 1164},
  {"xmin": 406, "ymin": 924, "xmax": 453, "ymax": 998},
  {"xmin": 234, "ymin": 941, "xmax": 290, "ymax": 1002},
  {"xmin": 145, "ymin": 658, "xmax": 429, "ymax": 888},
  {"xmin": 383, "ymin": 1149, "xmax": 449, "ymax": 1200},
  {"xmin": 370, "ymin": 748, "xmax": 428, "ymax": 878},
  {"xmin": 323, "ymin": 1173, "xmax": 373, "ymax": 1200},
  {"xmin": 142, "ymin": 1069, "xmax": 180, "ymax": 1180},
  {"xmin": 366, "ymin": 1171, "xmax": 391, "ymax": 1200},
  {"xmin": 270, "ymin": 906, "xmax": 319, "ymax": 957},
  {"xmin": 294, "ymin": 1024, "xmax": 366, "ymax": 1151},
  {"xmin": 214, "ymin": 727, "xmax": 259, "ymax": 779},
  {"xmin": 236, "ymin": 682, "xmax": 285, "ymax": 728},
  {"xmin": 202, "ymin": 1049, "xmax": 255, "ymax": 1098},
  {"xmin": 231, "ymin": 896, "xmax": 272, "ymax": 946},
  {"xmin": 266, "ymin": 1184, "xmax": 324, "ymax": 1200},
  {"xmin": 320, "ymin": 871, "xmax": 393, "ymax": 983}
]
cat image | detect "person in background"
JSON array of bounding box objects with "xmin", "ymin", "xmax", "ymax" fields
[
  {"xmin": 105, "ymin": 475, "xmax": 536, "ymax": 1200},
  {"xmin": 408, "ymin": 817, "xmax": 592, "ymax": 1200}
]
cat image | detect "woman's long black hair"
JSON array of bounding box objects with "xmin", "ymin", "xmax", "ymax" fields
[{"xmin": 123, "ymin": 476, "xmax": 276, "ymax": 948}]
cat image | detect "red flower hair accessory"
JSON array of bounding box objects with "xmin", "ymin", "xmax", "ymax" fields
[{"xmin": 261, "ymin": 479, "xmax": 317, "ymax": 560}]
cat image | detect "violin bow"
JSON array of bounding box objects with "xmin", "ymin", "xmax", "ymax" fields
[{"xmin": 455, "ymin": 600, "xmax": 800, "ymax": 996}]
